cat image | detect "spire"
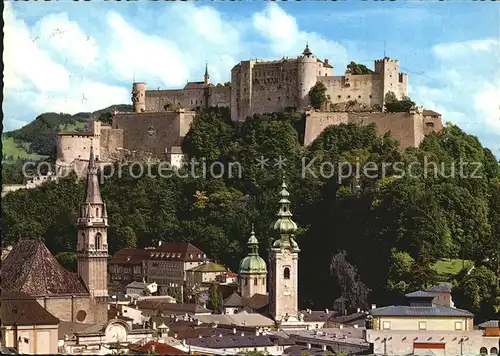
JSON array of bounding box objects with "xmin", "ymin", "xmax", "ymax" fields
[
  {"xmin": 83, "ymin": 139, "xmax": 103, "ymax": 204},
  {"xmin": 247, "ymin": 224, "xmax": 259, "ymax": 255},
  {"xmin": 302, "ymin": 43, "xmax": 312, "ymax": 57},
  {"xmin": 204, "ymin": 63, "xmax": 210, "ymax": 85},
  {"xmin": 271, "ymin": 176, "xmax": 298, "ymax": 236}
]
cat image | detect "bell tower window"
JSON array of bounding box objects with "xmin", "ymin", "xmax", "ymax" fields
[
  {"xmin": 284, "ymin": 267, "xmax": 290, "ymax": 279},
  {"xmin": 96, "ymin": 207, "xmax": 99, "ymax": 217},
  {"xmin": 95, "ymin": 233, "xmax": 102, "ymax": 250}
]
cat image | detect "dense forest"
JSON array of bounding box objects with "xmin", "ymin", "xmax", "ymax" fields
[{"xmin": 1, "ymin": 107, "xmax": 499, "ymax": 322}]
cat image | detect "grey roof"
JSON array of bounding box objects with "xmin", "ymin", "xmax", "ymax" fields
[
  {"xmin": 370, "ymin": 305, "xmax": 473, "ymax": 317},
  {"xmin": 301, "ymin": 310, "xmax": 339, "ymax": 322},
  {"xmin": 478, "ymin": 320, "xmax": 499, "ymax": 328},
  {"xmin": 127, "ymin": 281, "xmax": 149, "ymax": 289},
  {"xmin": 426, "ymin": 283, "xmax": 452, "ymax": 293},
  {"xmin": 223, "ymin": 292, "xmax": 244, "ymax": 307},
  {"xmin": 186, "ymin": 334, "xmax": 292, "ymax": 349},
  {"xmin": 405, "ymin": 291, "xmax": 435, "ymax": 298}
]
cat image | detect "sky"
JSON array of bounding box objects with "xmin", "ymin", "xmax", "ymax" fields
[{"xmin": 3, "ymin": 1, "xmax": 500, "ymax": 157}]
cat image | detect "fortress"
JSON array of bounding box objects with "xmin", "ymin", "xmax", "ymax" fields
[{"xmin": 56, "ymin": 44, "xmax": 443, "ymax": 175}]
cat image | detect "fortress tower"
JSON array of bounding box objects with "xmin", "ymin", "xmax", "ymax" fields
[
  {"xmin": 77, "ymin": 142, "xmax": 109, "ymax": 297},
  {"xmin": 239, "ymin": 225, "xmax": 267, "ymax": 299},
  {"xmin": 374, "ymin": 57, "xmax": 408, "ymax": 107},
  {"xmin": 269, "ymin": 178, "xmax": 301, "ymax": 325},
  {"xmin": 132, "ymin": 82, "xmax": 147, "ymax": 113},
  {"xmin": 297, "ymin": 44, "xmax": 322, "ymax": 109}
]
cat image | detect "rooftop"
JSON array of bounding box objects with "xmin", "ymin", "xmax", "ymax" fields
[
  {"xmin": 193, "ymin": 311, "xmax": 275, "ymax": 328},
  {"xmin": 148, "ymin": 243, "xmax": 206, "ymax": 262},
  {"xmin": 478, "ymin": 320, "xmax": 499, "ymax": 328},
  {"xmin": 370, "ymin": 305, "xmax": 473, "ymax": 317},
  {"xmin": 426, "ymin": 283, "xmax": 452, "ymax": 293},
  {"xmin": 0, "ymin": 291, "xmax": 60, "ymax": 326},
  {"xmin": 111, "ymin": 248, "xmax": 150, "ymax": 265},
  {"xmin": 128, "ymin": 340, "xmax": 187, "ymax": 355},
  {"xmin": 188, "ymin": 262, "xmax": 228, "ymax": 273},
  {"xmin": 186, "ymin": 334, "xmax": 292, "ymax": 349},
  {"xmin": 0, "ymin": 239, "xmax": 88, "ymax": 296},
  {"xmin": 405, "ymin": 291, "xmax": 436, "ymax": 298}
]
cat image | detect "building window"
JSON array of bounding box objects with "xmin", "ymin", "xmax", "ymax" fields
[
  {"xmin": 418, "ymin": 321, "xmax": 426, "ymax": 330},
  {"xmin": 95, "ymin": 233, "xmax": 102, "ymax": 250},
  {"xmin": 480, "ymin": 347, "xmax": 488, "ymax": 355},
  {"xmin": 454, "ymin": 321, "xmax": 462, "ymax": 330},
  {"xmin": 369, "ymin": 95, "xmax": 372, "ymax": 99},
  {"xmin": 382, "ymin": 321, "xmax": 391, "ymax": 330},
  {"xmin": 96, "ymin": 207, "xmax": 99, "ymax": 217},
  {"xmin": 283, "ymin": 267, "xmax": 290, "ymax": 279},
  {"xmin": 254, "ymin": 278, "xmax": 258, "ymax": 286},
  {"xmin": 245, "ymin": 278, "xmax": 248, "ymax": 286},
  {"xmin": 490, "ymin": 347, "xmax": 498, "ymax": 355},
  {"xmin": 338, "ymin": 95, "xmax": 341, "ymax": 99},
  {"xmin": 358, "ymin": 95, "xmax": 361, "ymax": 99},
  {"xmin": 262, "ymin": 278, "xmax": 265, "ymax": 285},
  {"xmin": 347, "ymin": 95, "xmax": 351, "ymax": 99}
]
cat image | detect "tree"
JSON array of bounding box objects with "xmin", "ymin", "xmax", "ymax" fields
[
  {"xmin": 308, "ymin": 82, "xmax": 328, "ymax": 110},
  {"xmin": 384, "ymin": 91, "xmax": 415, "ymax": 113},
  {"xmin": 141, "ymin": 287, "xmax": 152, "ymax": 296},
  {"xmin": 208, "ymin": 283, "xmax": 222, "ymax": 314},
  {"xmin": 347, "ymin": 61, "xmax": 373, "ymax": 75},
  {"xmin": 387, "ymin": 249, "xmax": 415, "ymax": 295},
  {"xmin": 55, "ymin": 252, "xmax": 77, "ymax": 272}
]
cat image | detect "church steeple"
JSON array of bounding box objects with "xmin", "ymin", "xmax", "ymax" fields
[
  {"xmin": 77, "ymin": 141, "xmax": 109, "ymax": 298},
  {"xmin": 204, "ymin": 63, "xmax": 210, "ymax": 85},
  {"xmin": 271, "ymin": 177, "xmax": 299, "ymax": 250},
  {"xmin": 269, "ymin": 176, "xmax": 301, "ymax": 325},
  {"xmin": 239, "ymin": 224, "xmax": 267, "ymax": 298}
]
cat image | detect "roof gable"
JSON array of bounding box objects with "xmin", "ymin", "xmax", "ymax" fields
[{"xmin": 0, "ymin": 239, "xmax": 88, "ymax": 296}]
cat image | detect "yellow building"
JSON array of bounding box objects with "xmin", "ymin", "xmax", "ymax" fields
[{"xmin": 1, "ymin": 291, "xmax": 59, "ymax": 354}]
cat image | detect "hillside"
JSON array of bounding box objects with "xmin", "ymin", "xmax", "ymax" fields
[{"xmin": 2, "ymin": 104, "xmax": 132, "ymax": 161}]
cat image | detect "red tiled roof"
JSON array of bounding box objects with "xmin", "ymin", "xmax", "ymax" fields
[
  {"xmin": 111, "ymin": 248, "xmax": 150, "ymax": 265},
  {"xmin": 149, "ymin": 243, "xmax": 206, "ymax": 262},
  {"xmin": 128, "ymin": 340, "xmax": 187, "ymax": 354},
  {"xmin": 1, "ymin": 291, "xmax": 60, "ymax": 326},
  {"xmin": 0, "ymin": 239, "xmax": 88, "ymax": 296}
]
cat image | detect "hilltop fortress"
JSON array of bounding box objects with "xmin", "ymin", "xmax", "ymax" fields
[{"xmin": 56, "ymin": 44, "xmax": 443, "ymax": 175}]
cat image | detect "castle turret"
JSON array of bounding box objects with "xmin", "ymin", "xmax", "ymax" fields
[
  {"xmin": 77, "ymin": 141, "xmax": 109, "ymax": 297},
  {"xmin": 297, "ymin": 44, "xmax": 319, "ymax": 109},
  {"xmin": 132, "ymin": 82, "xmax": 146, "ymax": 113},
  {"xmin": 268, "ymin": 177, "xmax": 300, "ymax": 323},
  {"xmin": 239, "ymin": 224, "xmax": 267, "ymax": 298},
  {"xmin": 374, "ymin": 57, "xmax": 408, "ymax": 109}
]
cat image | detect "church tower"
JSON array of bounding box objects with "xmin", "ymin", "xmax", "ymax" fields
[
  {"xmin": 77, "ymin": 141, "xmax": 109, "ymax": 297},
  {"xmin": 239, "ymin": 224, "xmax": 267, "ymax": 298},
  {"xmin": 269, "ymin": 178, "xmax": 301, "ymax": 323}
]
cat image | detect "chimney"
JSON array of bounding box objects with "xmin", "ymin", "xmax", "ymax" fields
[
  {"xmin": 307, "ymin": 343, "xmax": 311, "ymax": 349},
  {"xmin": 324, "ymin": 59, "xmax": 329, "ymax": 65},
  {"xmin": 233, "ymin": 328, "xmax": 236, "ymax": 334},
  {"xmin": 354, "ymin": 325, "xmax": 358, "ymax": 329},
  {"xmin": 255, "ymin": 330, "xmax": 259, "ymax": 336},
  {"xmin": 158, "ymin": 241, "xmax": 162, "ymax": 246},
  {"xmin": 174, "ymin": 333, "xmax": 178, "ymax": 339},
  {"xmin": 322, "ymin": 345, "xmax": 327, "ymax": 351},
  {"xmin": 339, "ymin": 325, "xmax": 343, "ymax": 329},
  {"xmin": 357, "ymin": 308, "xmax": 360, "ymax": 313},
  {"xmin": 198, "ymin": 335, "xmax": 202, "ymax": 339},
  {"xmin": 241, "ymin": 332, "xmax": 244, "ymax": 336},
  {"xmin": 371, "ymin": 304, "xmax": 377, "ymax": 310},
  {"xmin": 152, "ymin": 321, "xmax": 157, "ymax": 330},
  {"xmin": 325, "ymin": 309, "xmax": 329, "ymax": 314}
]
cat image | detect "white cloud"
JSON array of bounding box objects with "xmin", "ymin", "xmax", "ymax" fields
[
  {"xmin": 410, "ymin": 38, "xmax": 500, "ymax": 155},
  {"xmin": 35, "ymin": 12, "xmax": 99, "ymax": 67},
  {"xmin": 252, "ymin": 3, "xmax": 348, "ymax": 69}
]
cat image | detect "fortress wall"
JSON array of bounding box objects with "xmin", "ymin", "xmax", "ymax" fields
[
  {"xmin": 423, "ymin": 115, "xmax": 444, "ymax": 136},
  {"xmin": 209, "ymin": 86, "xmax": 231, "ymax": 107},
  {"xmin": 318, "ymin": 74, "xmax": 383, "ymax": 107},
  {"xmin": 179, "ymin": 111, "xmax": 196, "ymax": 137},
  {"xmin": 112, "ymin": 112, "xmax": 185, "ymax": 157},
  {"xmin": 303, "ymin": 112, "xmax": 349, "ymax": 146},
  {"xmin": 100, "ymin": 126, "xmax": 123, "ymax": 155},
  {"xmin": 304, "ymin": 111, "xmax": 426, "ymax": 150},
  {"xmin": 183, "ymin": 89, "xmax": 206, "ymax": 109},
  {"xmin": 348, "ymin": 112, "xmax": 418, "ymax": 149},
  {"xmin": 145, "ymin": 89, "xmax": 184, "ymax": 112},
  {"xmin": 251, "ymin": 62, "xmax": 299, "ymax": 114},
  {"xmin": 57, "ymin": 133, "xmax": 100, "ymax": 164}
]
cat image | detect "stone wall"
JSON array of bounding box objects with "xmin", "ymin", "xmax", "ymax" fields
[
  {"xmin": 303, "ymin": 110, "xmax": 441, "ymax": 149},
  {"xmin": 319, "ymin": 74, "xmax": 383, "ymax": 108},
  {"xmin": 112, "ymin": 111, "xmax": 195, "ymax": 157}
]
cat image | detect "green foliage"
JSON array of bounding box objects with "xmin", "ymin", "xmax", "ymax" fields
[
  {"xmin": 1, "ymin": 107, "xmax": 498, "ymax": 321},
  {"xmin": 308, "ymin": 82, "xmax": 328, "ymax": 110},
  {"xmin": 55, "ymin": 252, "xmax": 77, "ymax": 272},
  {"xmin": 242, "ymin": 351, "xmax": 269, "ymax": 356},
  {"xmin": 347, "ymin": 61, "xmax": 374, "ymax": 75},
  {"xmin": 141, "ymin": 287, "xmax": 152, "ymax": 296},
  {"xmin": 453, "ymin": 266, "xmax": 500, "ymax": 321},
  {"xmin": 384, "ymin": 91, "xmax": 416, "ymax": 113}
]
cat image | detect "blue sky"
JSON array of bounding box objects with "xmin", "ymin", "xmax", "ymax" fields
[{"xmin": 4, "ymin": 1, "xmax": 500, "ymax": 156}]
